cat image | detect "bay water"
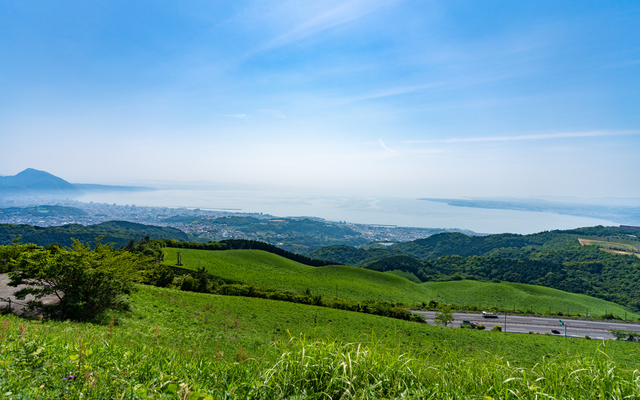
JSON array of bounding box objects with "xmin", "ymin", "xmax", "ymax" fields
[{"xmin": 76, "ymin": 188, "xmax": 618, "ymax": 235}]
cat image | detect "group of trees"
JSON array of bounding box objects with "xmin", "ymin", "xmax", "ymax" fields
[
  {"xmin": 1, "ymin": 238, "xmax": 155, "ymax": 321},
  {"xmin": 0, "ymin": 221, "xmax": 190, "ymax": 248}
]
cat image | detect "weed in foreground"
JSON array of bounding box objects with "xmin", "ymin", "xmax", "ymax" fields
[{"xmin": 2, "ymin": 315, "xmax": 639, "ymax": 399}]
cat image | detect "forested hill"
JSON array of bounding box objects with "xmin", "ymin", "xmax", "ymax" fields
[
  {"xmin": 309, "ymin": 227, "xmax": 638, "ymax": 265},
  {"xmin": 391, "ymin": 230, "xmax": 590, "ymax": 260},
  {"xmin": 306, "ymin": 232, "xmax": 548, "ymax": 266},
  {"xmin": 0, "ymin": 221, "xmax": 193, "ymax": 248},
  {"xmin": 309, "ymin": 226, "xmax": 640, "ymax": 311},
  {"xmin": 307, "ymin": 245, "xmax": 405, "ymax": 266}
]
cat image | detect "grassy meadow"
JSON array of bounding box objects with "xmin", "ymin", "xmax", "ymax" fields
[
  {"xmin": 2, "ymin": 284, "xmax": 640, "ymax": 399},
  {"xmin": 421, "ymin": 280, "xmax": 637, "ymax": 318},
  {"xmin": 164, "ymin": 248, "xmax": 638, "ymax": 318}
]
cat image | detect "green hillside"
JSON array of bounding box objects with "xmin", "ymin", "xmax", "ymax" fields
[
  {"xmin": 163, "ymin": 247, "xmax": 638, "ymax": 318},
  {"xmin": 164, "ymin": 247, "xmax": 423, "ymax": 304},
  {"xmin": 421, "ymin": 280, "xmax": 631, "ymax": 317},
  {"xmin": 3, "ymin": 284, "xmax": 640, "ymax": 398},
  {"xmin": 117, "ymin": 285, "xmax": 640, "ymax": 365},
  {"xmin": 310, "ymin": 228, "xmax": 640, "ymax": 312}
]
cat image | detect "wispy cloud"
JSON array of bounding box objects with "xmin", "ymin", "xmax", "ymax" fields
[
  {"xmin": 407, "ymin": 130, "xmax": 640, "ymax": 144},
  {"xmin": 220, "ymin": 114, "xmax": 249, "ymax": 119},
  {"xmin": 252, "ymin": 0, "xmax": 395, "ymax": 54},
  {"xmin": 340, "ymin": 82, "xmax": 444, "ymax": 104},
  {"xmin": 259, "ymin": 109, "xmax": 286, "ymax": 118},
  {"xmin": 329, "ymin": 72, "xmax": 527, "ymax": 107},
  {"xmin": 379, "ymin": 138, "xmax": 400, "ymax": 155}
]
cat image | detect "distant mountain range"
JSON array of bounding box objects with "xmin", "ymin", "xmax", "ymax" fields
[{"xmin": 0, "ymin": 168, "xmax": 151, "ymax": 196}]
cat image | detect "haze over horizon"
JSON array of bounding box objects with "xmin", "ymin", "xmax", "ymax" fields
[{"xmin": 1, "ymin": 1, "xmax": 639, "ymax": 200}]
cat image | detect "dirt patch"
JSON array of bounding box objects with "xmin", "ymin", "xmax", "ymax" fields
[
  {"xmin": 0, "ymin": 273, "xmax": 60, "ymax": 317},
  {"xmin": 602, "ymin": 249, "xmax": 640, "ymax": 258}
]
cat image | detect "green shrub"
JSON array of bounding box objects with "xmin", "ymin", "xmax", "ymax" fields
[
  {"xmin": 610, "ymin": 330, "xmax": 640, "ymax": 342},
  {"xmin": 410, "ymin": 313, "xmax": 427, "ymax": 324},
  {"xmin": 476, "ymin": 324, "xmax": 486, "ymax": 330},
  {"xmin": 9, "ymin": 239, "xmax": 152, "ymax": 321},
  {"xmin": 179, "ymin": 275, "xmax": 198, "ymax": 292},
  {"xmin": 143, "ymin": 264, "xmax": 175, "ymax": 287},
  {"xmin": 0, "ymin": 238, "xmax": 42, "ymax": 272},
  {"xmin": 491, "ymin": 325, "xmax": 502, "ymax": 332}
]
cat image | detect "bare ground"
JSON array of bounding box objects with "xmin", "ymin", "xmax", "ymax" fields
[{"xmin": 0, "ymin": 273, "xmax": 60, "ymax": 317}]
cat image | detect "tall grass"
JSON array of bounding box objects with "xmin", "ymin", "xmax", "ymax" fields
[
  {"xmin": 255, "ymin": 337, "xmax": 640, "ymax": 399},
  {"xmin": 2, "ymin": 314, "xmax": 639, "ymax": 399}
]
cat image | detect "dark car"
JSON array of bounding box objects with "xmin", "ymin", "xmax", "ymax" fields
[
  {"xmin": 461, "ymin": 320, "xmax": 477, "ymax": 328},
  {"xmin": 551, "ymin": 329, "xmax": 561, "ymax": 334}
]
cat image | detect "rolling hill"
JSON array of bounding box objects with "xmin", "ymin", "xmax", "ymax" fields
[{"xmin": 162, "ymin": 247, "xmax": 637, "ymax": 318}]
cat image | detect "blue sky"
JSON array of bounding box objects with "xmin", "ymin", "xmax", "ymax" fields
[{"xmin": 1, "ymin": 0, "xmax": 639, "ymax": 199}]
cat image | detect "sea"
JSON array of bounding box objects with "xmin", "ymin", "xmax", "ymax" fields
[{"xmin": 75, "ymin": 187, "xmax": 620, "ymax": 235}]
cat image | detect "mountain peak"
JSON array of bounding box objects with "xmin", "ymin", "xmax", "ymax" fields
[
  {"xmin": 0, "ymin": 168, "xmax": 78, "ymax": 192},
  {"xmin": 16, "ymin": 168, "xmax": 57, "ymax": 177}
]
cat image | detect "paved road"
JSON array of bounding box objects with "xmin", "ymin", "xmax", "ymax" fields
[{"xmin": 413, "ymin": 311, "xmax": 640, "ymax": 340}]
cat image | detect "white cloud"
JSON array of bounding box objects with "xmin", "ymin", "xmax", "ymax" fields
[
  {"xmin": 338, "ymin": 82, "xmax": 444, "ymax": 104},
  {"xmin": 220, "ymin": 114, "xmax": 249, "ymax": 119},
  {"xmin": 249, "ymin": 0, "xmax": 396, "ymax": 54},
  {"xmin": 407, "ymin": 130, "xmax": 640, "ymax": 144},
  {"xmin": 379, "ymin": 138, "xmax": 400, "ymax": 155}
]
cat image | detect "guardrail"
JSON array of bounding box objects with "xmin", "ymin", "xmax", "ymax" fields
[{"xmin": 0, "ymin": 297, "xmax": 31, "ymax": 313}]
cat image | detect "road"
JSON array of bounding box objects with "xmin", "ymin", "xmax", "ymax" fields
[{"xmin": 412, "ymin": 311, "xmax": 640, "ymax": 340}]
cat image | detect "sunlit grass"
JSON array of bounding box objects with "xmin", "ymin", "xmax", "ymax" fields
[
  {"xmin": 164, "ymin": 247, "xmax": 638, "ymax": 318},
  {"xmin": 2, "ymin": 301, "xmax": 640, "ymax": 399}
]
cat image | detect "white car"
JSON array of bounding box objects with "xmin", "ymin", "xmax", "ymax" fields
[{"xmin": 482, "ymin": 311, "xmax": 499, "ymax": 318}]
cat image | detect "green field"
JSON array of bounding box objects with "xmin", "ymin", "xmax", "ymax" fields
[
  {"xmin": 574, "ymin": 233, "xmax": 640, "ymax": 246},
  {"xmin": 2, "ymin": 284, "xmax": 640, "ymax": 399},
  {"xmin": 579, "ymin": 238, "xmax": 639, "ymax": 252},
  {"xmin": 163, "ymin": 248, "xmax": 638, "ymax": 318},
  {"xmin": 421, "ymin": 280, "xmax": 636, "ymax": 317}
]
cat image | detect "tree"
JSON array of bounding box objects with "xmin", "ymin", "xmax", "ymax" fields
[
  {"xmin": 434, "ymin": 306, "xmax": 454, "ymax": 327},
  {"xmin": 9, "ymin": 239, "xmax": 153, "ymax": 321},
  {"xmin": 0, "ymin": 236, "xmax": 42, "ymax": 272}
]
